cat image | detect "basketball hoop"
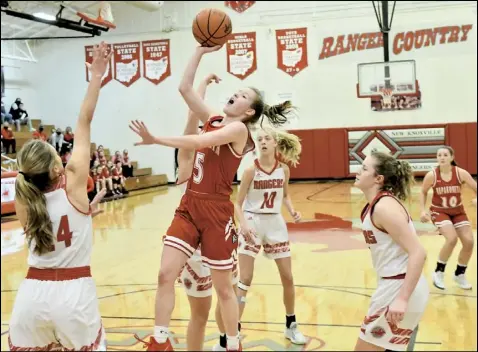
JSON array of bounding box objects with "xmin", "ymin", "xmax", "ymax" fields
[
  {"xmin": 77, "ymin": 1, "xmax": 116, "ymax": 29},
  {"xmin": 380, "ymin": 87, "xmax": 393, "ymax": 109},
  {"xmin": 98, "ymin": 1, "xmax": 114, "ymax": 23}
]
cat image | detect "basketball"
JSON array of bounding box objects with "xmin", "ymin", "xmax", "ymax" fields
[{"xmin": 192, "ymin": 8, "xmax": 232, "ymax": 47}]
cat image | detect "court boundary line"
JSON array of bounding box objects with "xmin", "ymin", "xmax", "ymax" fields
[{"xmin": 2, "ymin": 282, "xmax": 476, "ymax": 298}]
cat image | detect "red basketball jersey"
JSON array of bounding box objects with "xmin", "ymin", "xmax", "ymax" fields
[
  {"xmin": 187, "ymin": 116, "xmax": 254, "ymax": 197},
  {"xmin": 431, "ymin": 166, "xmax": 463, "ymax": 209}
]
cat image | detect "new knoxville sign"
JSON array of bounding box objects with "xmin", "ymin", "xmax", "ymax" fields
[{"xmin": 319, "ymin": 24, "xmax": 473, "ymax": 59}]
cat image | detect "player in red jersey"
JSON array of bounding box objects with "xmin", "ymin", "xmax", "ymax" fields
[
  {"xmin": 130, "ymin": 45, "xmax": 294, "ymax": 351},
  {"xmin": 420, "ymin": 146, "xmax": 477, "ymax": 290},
  {"xmin": 174, "ymin": 72, "xmax": 239, "ymax": 351}
]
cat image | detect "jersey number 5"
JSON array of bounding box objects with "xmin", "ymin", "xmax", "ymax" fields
[
  {"xmin": 50, "ymin": 215, "xmax": 73, "ymax": 252},
  {"xmin": 193, "ymin": 152, "xmax": 205, "ymax": 185}
]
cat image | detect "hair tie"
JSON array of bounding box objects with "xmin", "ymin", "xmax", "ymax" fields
[{"xmin": 19, "ymin": 171, "xmax": 30, "ymax": 181}]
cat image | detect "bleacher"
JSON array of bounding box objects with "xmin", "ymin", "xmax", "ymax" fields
[{"xmin": 2, "ymin": 118, "xmax": 168, "ymax": 192}]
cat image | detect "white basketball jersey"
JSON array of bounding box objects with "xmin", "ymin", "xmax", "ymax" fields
[
  {"xmin": 243, "ymin": 160, "xmax": 285, "ymax": 214},
  {"xmin": 361, "ymin": 192, "xmax": 413, "ymax": 278},
  {"xmin": 27, "ymin": 187, "xmax": 93, "ymax": 269}
]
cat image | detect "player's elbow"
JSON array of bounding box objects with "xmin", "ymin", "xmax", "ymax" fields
[{"xmin": 178, "ymin": 83, "xmax": 193, "ymax": 96}]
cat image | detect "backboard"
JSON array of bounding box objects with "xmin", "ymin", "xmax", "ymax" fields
[{"xmin": 356, "ymin": 60, "xmax": 418, "ymax": 98}]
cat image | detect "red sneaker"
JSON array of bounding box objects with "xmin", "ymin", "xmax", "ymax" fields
[{"xmin": 134, "ymin": 334, "xmax": 174, "ymax": 351}]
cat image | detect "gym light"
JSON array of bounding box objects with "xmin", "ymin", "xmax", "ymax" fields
[{"xmin": 33, "ymin": 12, "xmax": 55, "ymax": 21}]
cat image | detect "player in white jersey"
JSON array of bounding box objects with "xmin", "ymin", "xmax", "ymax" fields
[
  {"xmin": 233, "ymin": 126, "xmax": 307, "ymax": 345},
  {"xmin": 354, "ymin": 151, "xmax": 429, "ymax": 351},
  {"xmin": 8, "ymin": 42, "xmax": 112, "ymax": 351}
]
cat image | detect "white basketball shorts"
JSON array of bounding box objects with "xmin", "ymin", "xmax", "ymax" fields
[
  {"xmin": 359, "ymin": 274, "xmax": 429, "ymax": 351},
  {"xmin": 8, "ymin": 273, "xmax": 106, "ymax": 351},
  {"xmin": 238, "ymin": 212, "xmax": 290, "ymax": 260},
  {"xmin": 179, "ymin": 249, "xmax": 239, "ymax": 298}
]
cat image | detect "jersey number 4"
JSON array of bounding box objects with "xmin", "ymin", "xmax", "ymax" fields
[
  {"xmin": 193, "ymin": 152, "xmax": 205, "ymax": 185},
  {"xmin": 260, "ymin": 192, "xmax": 277, "ymax": 209},
  {"xmin": 50, "ymin": 215, "xmax": 73, "ymax": 252}
]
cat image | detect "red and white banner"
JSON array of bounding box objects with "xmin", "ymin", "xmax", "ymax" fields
[
  {"xmin": 226, "ymin": 32, "xmax": 257, "ymax": 80},
  {"xmin": 113, "ymin": 42, "xmax": 141, "ymax": 87},
  {"xmin": 142, "ymin": 39, "xmax": 171, "ymax": 85},
  {"xmin": 84, "ymin": 45, "xmax": 113, "ymax": 87},
  {"xmin": 225, "ymin": 1, "xmax": 255, "ymax": 13},
  {"xmin": 276, "ymin": 28, "xmax": 308, "ymax": 77}
]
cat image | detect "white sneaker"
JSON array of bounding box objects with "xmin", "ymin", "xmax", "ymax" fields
[
  {"xmin": 454, "ymin": 274, "xmax": 472, "ymax": 290},
  {"xmin": 284, "ymin": 322, "xmax": 307, "ymax": 345},
  {"xmin": 432, "ymin": 271, "xmax": 446, "ymax": 290},
  {"xmin": 212, "ymin": 344, "xmax": 226, "ymax": 351}
]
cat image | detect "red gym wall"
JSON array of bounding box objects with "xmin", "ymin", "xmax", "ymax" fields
[{"xmin": 288, "ymin": 122, "xmax": 477, "ymax": 180}]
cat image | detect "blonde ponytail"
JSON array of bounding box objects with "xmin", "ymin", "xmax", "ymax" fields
[
  {"xmin": 16, "ymin": 140, "xmax": 59, "ymax": 255},
  {"xmin": 261, "ymin": 126, "xmax": 302, "ymax": 167}
]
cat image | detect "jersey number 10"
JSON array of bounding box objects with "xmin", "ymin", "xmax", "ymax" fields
[
  {"xmin": 441, "ymin": 195, "xmax": 458, "ymax": 208},
  {"xmin": 260, "ymin": 192, "xmax": 277, "ymax": 209}
]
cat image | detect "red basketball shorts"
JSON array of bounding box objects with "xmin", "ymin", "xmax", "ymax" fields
[
  {"xmin": 164, "ymin": 190, "xmax": 238, "ymax": 270},
  {"xmin": 430, "ymin": 205, "xmax": 470, "ymax": 229}
]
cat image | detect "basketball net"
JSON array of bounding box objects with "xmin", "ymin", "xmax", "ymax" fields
[
  {"xmin": 380, "ymin": 87, "xmax": 394, "ymax": 109},
  {"xmin": 98, "ymin": 1, "xmax": 114, "ymax": 23}
]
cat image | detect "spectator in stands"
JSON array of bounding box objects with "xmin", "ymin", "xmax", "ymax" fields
[
  {"xmin": 32, "ymin": 124, "xmax": 48, "ymax": 141},
  {"xmin": 113, "ymin": 160, "xmax": 128, "ymax": 195},
  {"xmin": 87, "ymin": 174, "xmax": 96, "ymax": 202},
  {"xmin": 112, "ymin": 150, "xmax": 122, "ymax": 164},
  {"xmin": 122, "ymin": 149, "xmax": 133, "ymax": 178},
  {"xmin": 9, "ymin": 98, "xmax": 34, "ymax": 132},
  {"xmin": 61, "ymin": 148, "xmax": 72, "ymax": 167},
  {"xmin": 1, "ymin": 122, "xmax": 16, "ymax": 154},
  {"xmin": 94, "ymin": 165, "xmax": 105, "ymax": 195},
  {"xmin": 49, "ymin": 127, "xmax": 70, "ymax": 153},
  {"xmin": 1, "ymin": 98, "xmax": 13, "ymax": 124},
  {"xmin": 107, "ymin": 160, "xmax": 121, "ymax": 195},
  {"xmin": 98, "ymin": 149, "xmax": 107, "ymax": 166},
  {"xmin": 100, "ymin": 163, "xmax": 115, "ymax": 197},
  {"xmin": 64, "ymin": 126, "xmax": 74, "ymax": 145}
]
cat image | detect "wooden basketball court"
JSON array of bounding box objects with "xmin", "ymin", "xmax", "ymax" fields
[{"xmin": 1, "ymin": 181, "xmax": 476, "ymax": 351}]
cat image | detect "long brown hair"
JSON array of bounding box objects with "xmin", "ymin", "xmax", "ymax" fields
[
  {"xmin": 438, "ymin": 146, "xmax": 457, "ymax": 166},
  {"xmin": 248, "ymin": 87, "xmax": 295, "ymax": 127},
  {"xmin": 371, "ymin": 151, "xmax": 415, "ymax": 201},
  {"xmin": 260, "ymin": 126, "xmax": 302, "ymax": 167},
  {"xmin": 16, "ymin": 140, "xmax": 59, "ymax": 255}
]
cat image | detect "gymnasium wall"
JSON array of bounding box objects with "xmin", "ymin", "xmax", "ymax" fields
[
  {"xmin": 13, "ymin": 1, "xmax": 478, "ymax": 181},
  {"xmin": 287, "ymin": 122, "xmax": 477, "ymax": 180},
  {"xmin": 1, "ymin": 57, "xmax": 38, "ymax": 113}
]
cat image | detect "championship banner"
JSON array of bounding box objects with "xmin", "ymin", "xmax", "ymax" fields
[
  {"xmin": 226, "ymin": 32, "xmax": 257, "ymax": 80},
  {"xmin": 225, "ymin": 1, "xmax": 255, "ymax": 13},
  {"xmin": 276, "ymin": 28, "xmax": 308, "ymax": 77},
  {"xmin": 84, "ymin": 45, "xmax": 113, "ymax": 87},
  {"xmin": 1, "ymin": 175, "xmax": 15, "ymax": 203},
  {"xmin": 113, "ymin": 42, "xmax": 141, "ymax": 87},
  {"xmin": 142, "ymin": 39, "xmax": 171, "ymax": 85}
]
